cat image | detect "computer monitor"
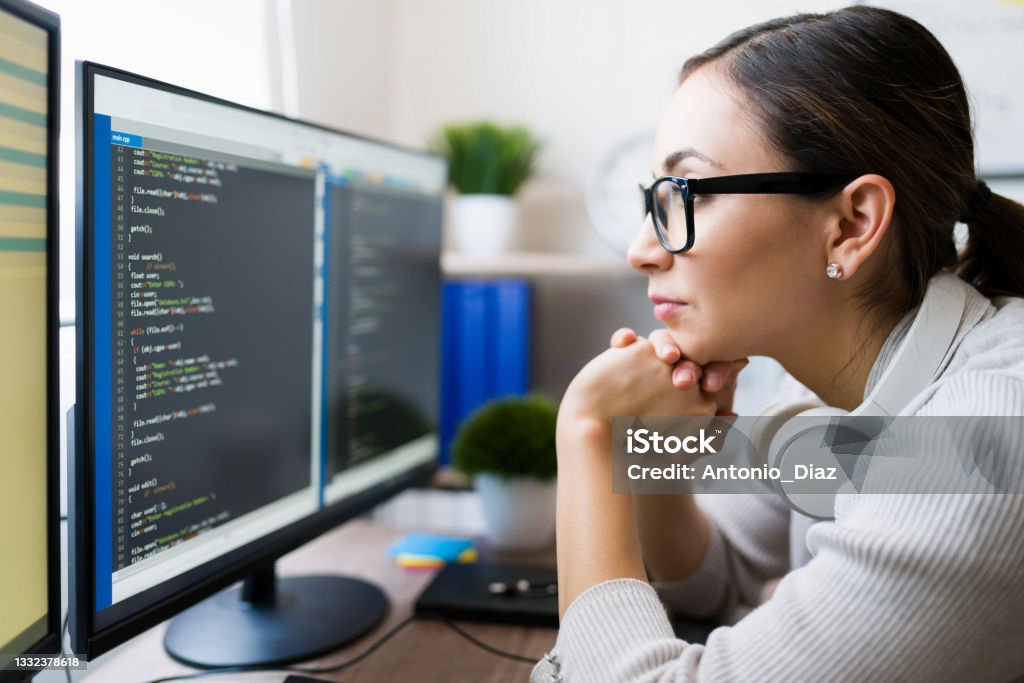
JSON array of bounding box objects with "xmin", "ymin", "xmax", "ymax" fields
[
  {"xmin": 0, "ymin": 0, "xmax": 60, "ymax": 680},
  {"xmin": 72, "ymin": 62, "xmax": 446, "ymax": 667}
]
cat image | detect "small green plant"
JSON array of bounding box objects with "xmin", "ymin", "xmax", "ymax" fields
[
  {"xmin": 430, "ymin": 121, "xmax": 542, "ymax": 196},
  {"xmin": 451, "ymin": 395, "xmax": 558, "ymax": 481}
]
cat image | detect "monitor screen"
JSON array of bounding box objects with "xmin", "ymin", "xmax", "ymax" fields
[
  {"xmin": 75, "ymin": 63, "xmax": 445, "ymax": 657},
  {"xmin": 0, "ymin": 0, "xmax": 59, "ymax": 678}
]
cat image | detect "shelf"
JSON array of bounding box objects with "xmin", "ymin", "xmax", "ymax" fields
[{"xmin": 441, "ymin": 251, "xmax": 637, "ymax": 277}]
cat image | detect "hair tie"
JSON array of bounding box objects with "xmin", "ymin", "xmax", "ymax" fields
[{"xmin": 959, "ymin": 180, "xmax": 992, "ymax": 224}]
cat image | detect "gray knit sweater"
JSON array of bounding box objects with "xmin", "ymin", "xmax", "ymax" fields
[{"xmin": 533, "ymin": 274, "xmax": 1024, "ymax": 682}]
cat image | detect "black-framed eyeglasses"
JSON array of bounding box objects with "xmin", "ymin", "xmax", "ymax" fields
[{"xmin": 639, "ymin": 172, "xmax": 856, "ymax": 253}]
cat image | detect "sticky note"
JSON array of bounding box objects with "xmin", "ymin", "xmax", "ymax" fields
[{"xmin": 388, "ymin": 532, "xmax": 474, "ymax": 563}]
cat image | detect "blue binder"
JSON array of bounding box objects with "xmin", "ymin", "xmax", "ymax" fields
[{"xmin": 440, "ymin": 279, "xmax": 531, "ymax": 464}]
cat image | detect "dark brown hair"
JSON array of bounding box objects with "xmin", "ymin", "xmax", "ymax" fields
[{"xmin": 679, "ymin": 6, "xmax": 1024, "ymax": 330}]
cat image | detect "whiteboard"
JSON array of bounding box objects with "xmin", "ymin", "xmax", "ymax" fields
[{"xmin": 865, "ymin": 0, "xmax": 1024, "ymax": 177}]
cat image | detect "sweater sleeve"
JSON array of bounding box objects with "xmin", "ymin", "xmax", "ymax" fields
[{"xmin": 650, "ymin": 492, "xmax": 791, "ymax": 621}]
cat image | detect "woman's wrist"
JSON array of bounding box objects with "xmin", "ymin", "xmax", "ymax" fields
[{"xmin": 556, "ymin": 403, "xmax": 610, "ymax": 446}]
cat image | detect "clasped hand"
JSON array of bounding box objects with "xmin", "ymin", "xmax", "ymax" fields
[{"xmin": 559, "ymin": 327, "xmax": 749, "ymax": 428}]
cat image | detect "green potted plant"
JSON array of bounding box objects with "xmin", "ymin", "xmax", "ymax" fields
[
  {"xmin": 430, "ymin": 121, "xmax": 542, "ymax": 255},
  {"xmin": 451, "ymin": 395, "xmax": 558, "ymax": 551}
]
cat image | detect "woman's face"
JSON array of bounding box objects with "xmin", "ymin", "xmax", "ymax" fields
[{"xmin": 628, "ymin": 66, "xmax": 831, "ymax": 366}]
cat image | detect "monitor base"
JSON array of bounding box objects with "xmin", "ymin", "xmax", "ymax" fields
[{"xmin": 164, "ymin": 563, "xmax": 388, "ymax": 669}]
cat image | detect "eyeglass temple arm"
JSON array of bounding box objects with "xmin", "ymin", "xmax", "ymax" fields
[{"xmin": 686, "ymin": 172, "xmax": 854, "ymax": 195}]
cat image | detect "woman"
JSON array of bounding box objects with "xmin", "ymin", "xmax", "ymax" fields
[{"xmin": 533, "ymin": 6, "xmax": 1024, "ymax": 682}]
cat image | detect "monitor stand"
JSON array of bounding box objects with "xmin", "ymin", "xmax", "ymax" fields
[{"xmin": 164, "ymin": 561, "xmax": 388, "ymax": 668}]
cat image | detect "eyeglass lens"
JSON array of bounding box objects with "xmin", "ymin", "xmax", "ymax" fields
[{"xmin": 649, "ymin": 179, "xmax": 689, "ymax": 251}]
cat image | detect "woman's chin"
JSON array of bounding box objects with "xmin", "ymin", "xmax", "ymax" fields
[
  {"xmin": 664, "ymin": 328, "xmax": 708, "ymax": 363},
  {"xmin": 664, "ymin": 329, "xmax": 746, "ymax": 366}
]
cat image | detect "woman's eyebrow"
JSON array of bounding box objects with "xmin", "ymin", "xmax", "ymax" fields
[{"xmin": 662, "ymin": 148, "xmax": 724, "ymax": 173}]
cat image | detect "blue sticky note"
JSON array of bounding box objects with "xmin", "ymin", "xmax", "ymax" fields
[{"xmin": 388, "ymin": 533, "xmax": 474, "ymax": 563}]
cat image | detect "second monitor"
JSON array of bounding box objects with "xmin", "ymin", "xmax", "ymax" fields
[{"xmin": 73, "ymin": 62, "xmax": 446, "ymax": 667}]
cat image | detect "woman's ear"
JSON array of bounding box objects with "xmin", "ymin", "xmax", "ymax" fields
[{"xmin": 823, "ymin": 174, "xmax": 895, "ymax": 279}]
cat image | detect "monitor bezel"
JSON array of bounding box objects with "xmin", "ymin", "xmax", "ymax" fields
[
  {"xmin": 0, "ymin": 0, "xmax": 61, "ymax": 680},
  {"xmin": 73, "ymin": 61, "xmax": 443, "ymax": 660}
]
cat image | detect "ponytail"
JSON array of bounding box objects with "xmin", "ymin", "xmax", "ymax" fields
[{"xmin": 957, "ymin": 187, "xmax": 1024, "ymax": 299}]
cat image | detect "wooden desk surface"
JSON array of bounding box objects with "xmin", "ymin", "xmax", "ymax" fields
[{"xmin": 82, "ymin": 514, "xmax": 557, "ymax": 682}]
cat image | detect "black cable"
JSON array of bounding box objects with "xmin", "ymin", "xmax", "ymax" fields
[
  {"xmin": 414, "ymin": 612, "xmax": 538, "ymax": 665},
  {"xmin": 138, "ymin": 611, "xmax": 538, "ymax": 683},
  {"xmin": 293, "ymin": 613, "xmax": 419, "ymax": 676}
]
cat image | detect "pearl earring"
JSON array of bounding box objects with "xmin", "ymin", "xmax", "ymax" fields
[{"xmin": 826, "ymin": 262, "xmax": 843, "ymax": 279}]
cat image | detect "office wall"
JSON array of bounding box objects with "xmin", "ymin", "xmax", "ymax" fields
[{"xmin": 283, "ymin": 0, "xmax": 394, "ymax": 136}]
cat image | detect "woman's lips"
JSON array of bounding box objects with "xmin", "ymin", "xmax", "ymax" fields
[
  {"xmin": 653, "ymin": 302, "xmax": 687, "ymax": 321},
  {"xmin": 650, "ymin": 296, "xmax": 688, "ymax": 322}
]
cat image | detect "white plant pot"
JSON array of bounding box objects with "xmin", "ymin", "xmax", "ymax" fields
[
  {"xmin": 450, "ymin": 194, "xmax": 517, "ymax": 255},
  {"xmin": 476, "ymin": 473, "xmax": 556, "ymax": 552}
]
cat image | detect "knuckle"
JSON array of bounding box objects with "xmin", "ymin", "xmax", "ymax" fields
[{"xmin": 609, "ymin": 327, "xmax": 636, "ymax": 346}]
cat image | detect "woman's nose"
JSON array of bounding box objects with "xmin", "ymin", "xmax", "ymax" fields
[{"xmin": 627, "ymin": 214, "xmax": 673, "ymax": 274}]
